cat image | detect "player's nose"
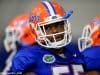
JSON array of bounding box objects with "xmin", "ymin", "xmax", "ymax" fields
[{"xmin": 51, "ymin": 26, "xmax": 58, "ymax": 33}]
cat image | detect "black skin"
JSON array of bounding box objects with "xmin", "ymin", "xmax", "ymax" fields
[{"xmin": 42, "ymin": 21, "xmax": 65, "ymax": 55}]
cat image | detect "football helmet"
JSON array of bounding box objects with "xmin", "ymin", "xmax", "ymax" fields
[
  {"xmin": 4, "ymin": 14, "xmax": 36, "ymax": 52},
  {"xmin": 30, "ymin": 1, "xmax": 73, "ymax": 48},
  {"xmin": 78, "ymin": 15, "xmax": 100, "ymax": 51}
]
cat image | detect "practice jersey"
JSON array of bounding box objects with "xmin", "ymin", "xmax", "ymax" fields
[
  {"xmin": 10, "ymin": 43, "xmax": 85, "ymax": 75},
  {"xmin": 81, "ymin": 46, "xmax": 100, "ymax": 71}
]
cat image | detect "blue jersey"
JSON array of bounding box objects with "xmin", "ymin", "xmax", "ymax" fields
[
  {"xmin": 0, "ymin": 43, "xmax": 28, "ymax": 72},
  {"xmin": 82, "ymin": 46, "xmax": 100, "ymax": 71},
  {"xmin": 0, "ymin": 48, "xmax": 10, "ymax": 71},
  {"xmin": 10, "ymin": 43, "xmax": 85, "ymax": 75},
  {"xmin": 10, "ymin": 43, "xmax": 100, "ymax": 75}
]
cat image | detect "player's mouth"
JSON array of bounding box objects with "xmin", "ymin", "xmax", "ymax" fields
[{"xmin": 47, "ymin": 33, "xmax": 64, "ymax": 42}]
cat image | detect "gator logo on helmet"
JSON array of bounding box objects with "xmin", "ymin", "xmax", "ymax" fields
[{"xmin": 29, "ymin": 15, "xmax": 40, "ymax": 22}]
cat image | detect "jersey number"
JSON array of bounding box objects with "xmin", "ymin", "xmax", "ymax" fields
[{"xmin": 52, "ymin": 65, "xmax": 84, "ymax": 75}]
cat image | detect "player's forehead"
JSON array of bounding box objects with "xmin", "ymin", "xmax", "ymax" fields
[{"xmin": 47, "ymin": 20, "xmax": 64, "ymax": 26}]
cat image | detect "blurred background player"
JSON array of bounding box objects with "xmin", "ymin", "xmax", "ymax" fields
[
  {"xmin": 78, "ymin": 15, "xmax": 100, "ymax": 74},
  {"xmin": 2, "ymin": 13, "xmax": 36, "ymax": 75},
  {"xmin": 78, "ymin": 15, "xmax": 100, "ymax": 51}
]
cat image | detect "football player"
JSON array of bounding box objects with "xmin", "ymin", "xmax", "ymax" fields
[
  {"xmin": 2, "ymin": 14, "xmax": 36, "ymax": 75},
  {"xmin": 9, "ymin": 1, "xmax": 99, "ymax": 75},
  {"xmin": 78, "ymin": 15, "xmax": 100, "ymax": 74}
]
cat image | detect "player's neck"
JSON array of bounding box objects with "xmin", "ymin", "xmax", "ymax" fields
[
  {"xmin": 48, "ymin": 48, "xmax": 67, "ymax": 58},
  {"xmin": 48, "ymin": 48, "xmax": 64, "ymax": 55}
]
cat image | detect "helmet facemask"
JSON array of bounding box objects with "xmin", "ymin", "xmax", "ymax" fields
[
  {"xmin": 78, "ymin": 25, "xmax": 99, "ymax": 51},
  {"xmin": 4, "ymin": 26, "xmax": 17, "ymax": 52},
  {"xmin": 78, "ymin": 16, "xmax": 100, "ymax": 51},
  {"xmin": 31, "ymin": 15, "xmax": 72, "ymax": 48},
  {"xmin": 4, "ymin": 25, "xmax": 25, "ymax": 52}
]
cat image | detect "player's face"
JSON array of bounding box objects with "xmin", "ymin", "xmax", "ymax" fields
[{"xmin": 44, "ymin": 21, "xmax": 64, "ymax": 42}]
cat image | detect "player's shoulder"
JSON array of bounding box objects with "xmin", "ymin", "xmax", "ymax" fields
[
  {"xmin": 82, "ymin": 46, "xmax": 100, "ymax": 58},
  {"xmin": 84, "ymin": 46, "xmax": 100, "ymax": 51},
  {"xmin": 82, "ymin": 46, "xmax": 100, "ymax": 70},
  {"xmin": 65, "ymin": 42, "xmax": 78, "ymax": 49},
  {"xmin": 14, "ymin": 44, "xmax": 43, "ymax": 58},
  {"xmin": 10, "ymin": 45, "xmax": 42, "ymax": 72},
  {"xmin": 64, "ymin": 42, "xmax": 80, "ymax": 54}
]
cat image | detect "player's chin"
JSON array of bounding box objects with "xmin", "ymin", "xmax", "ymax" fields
[
  {"xmin": 55, "ymin": 34, "xmax": 64, "ymax": 41},
  {"xmin": 23, "ymin": 72, "xmax": 36, "ymax": 75}
]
